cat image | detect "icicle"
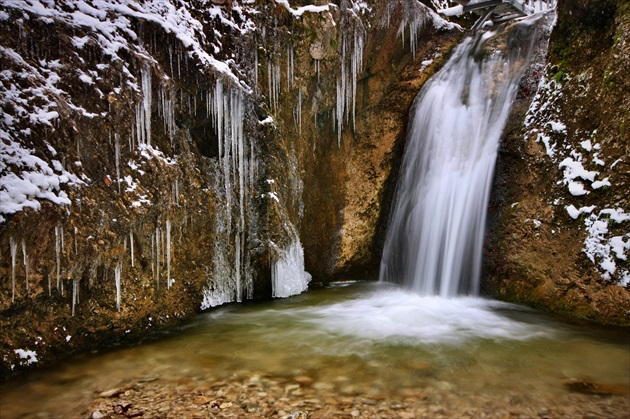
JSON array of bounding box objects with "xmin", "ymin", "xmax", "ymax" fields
[
  {"xmin": 298, "ymin": 88, "xmax": 302, "ymax": 134},
  {"xmin": 175, "ymin": 180, "xmax": 179, "ymax": 205},
  {"xmin": 22, "ymin": 239, "xmax": 28, "ymax": 293},
  {"xmin": 136, "ymin": 64, "xmax": 152, "ymax": 147},
  {"xmin": 155, "ymin": 227, "xmax": 161, "ymax": 289},
  {"xmin": 55, "ymin": 225, "xmax": 61, "ymax": 293},
  {"xmin": 166, "ymin": 219, "xmax": 171, "ymax": 289},
  {"xmin": 72, "ymin": 279, "xmax": 79, "ymax": 316},
  {"xmin": 335, "ymin": 2, "xmax": 365, "ymax": 143},
  {"xmin": 159, "ymin": 85, "xmax": 176, "ymax": 145},
  {"xmin": 130, "ymin": 231, "xmax": 134, "ymax": 268},
  {"xmin": 254, "ymin": 48, "xmax": 259, "ymax": 91},
  {"xmin": 202, "ymin": 82, "xmax": 254, "ymax": 309},
  {"xmin": 10, "ymin": 237, "xmax": 17, "ymax": 303},
  {"xmin": 287, "ymin": 45, "xmax": 294, "ymax": 90},
  {"xmin": 267, "ymin": 60, "xmax": 280, "ymax": 113},
  {"xmin": 48, "ymin": 272, "xmax": 52, "ymax": 297},
  {"xmin": 114, "ymin": 265, "xmax": 122, "ymax": 312},
  {"xmin": 151, "ymin": 231, "xmax": 156, "ymax": 286},
  {"xmin": 115, "ymin": 133, "xmax": 121, "ymax": 193},
  {"xmin": 74, "ymin": 227, "xmax": 78, "ymax": 255}
]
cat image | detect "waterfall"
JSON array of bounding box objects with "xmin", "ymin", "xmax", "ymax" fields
[{"xmin": 380, "ymin": 23, "xmax": 539, "ymax": 297}]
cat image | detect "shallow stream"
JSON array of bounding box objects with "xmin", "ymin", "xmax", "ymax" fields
[{"xmin": 1, "ymin": 282, "xmax": 629, "ymax": 418}]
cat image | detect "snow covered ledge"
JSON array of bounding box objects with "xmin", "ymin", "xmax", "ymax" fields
[{"xmin": 273, "ymin": 0, "xmax": 330, "ymax": 18}]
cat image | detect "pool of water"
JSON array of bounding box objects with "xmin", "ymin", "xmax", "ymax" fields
[{"xmin": 1, "ymin": 282, "xmax": 629, "ymax": 418}]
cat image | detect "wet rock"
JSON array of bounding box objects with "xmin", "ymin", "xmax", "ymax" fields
[
  {"xmin": 98, "ymin": 388, "xmax": 123, "ymax": 398},
  {"xmin": 281, "ymin": 411, "xmax": 309, "ymax": 419},
  {"xmin": 193, "ymin": 395, "xmax": 212, "ymax": 405},
  {"xmin": 564, "ymin": 380, "xmax": 630, "ymax": 396}
]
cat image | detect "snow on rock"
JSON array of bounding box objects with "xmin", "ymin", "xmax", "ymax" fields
[
  {"xmin": 14, "ymin": 348, "xmax": 38, "ymax": 365},
  {"xmin": 2, "ymin": 0, "xmax": 255, "ymax": 86},
  {"xmin": 273, "ymin": 0, "xmax": 330, "ymax": 17},
  {"xmin": 565, "ymin": 204, "xmax": 595, "ymax": 220},
  {"xmin": 526, "ymin": 66, "xmax": 628, "ymax": 285},
  {"xmin": 0, "ymin": 137, "xmax": 81, "ymax": 223},
  {"xmin": 583, "ymin": 209, "xmax": 630, "ymax": 284},
  {"xmin": 548, "ymin": 120, "xmax": 566, "ymax": 132}
]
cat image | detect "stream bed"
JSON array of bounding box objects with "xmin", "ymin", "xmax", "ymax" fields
[{"xmin": 1, "ymin": 282, "xmax": 629, "ymax": 418}]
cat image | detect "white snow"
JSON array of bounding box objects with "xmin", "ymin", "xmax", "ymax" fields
[
  {"xmin": 439, "ymin": 5, "xmax": 464, "ymax": 17},
  {"xmin": 567, "ymin": 181, "xmax": 588, "ymax": 196},
  {"xmin": 580, "ymin": 139, "xmax": 592, "ymax": 152},
  {"xmin": 526, "ymin": 62, "xmax": 627, "ymax": 285},
  {"xmin": 273, "ymin": 0, "xmax": 330, "ymax": 17},
  {"xmin": 558, "ymin": 157, "xmax": 598, "ymax": 182},
  {"xmin": 566, "ymin": 204, "xmax": 595, "ymax": 219},
  {"xmin": 548, "ymin": 120, "xmax": 566, "ymax": 132},
  {"xmin": 591, "ymin": 177, "xmax": 611, "ymax": 189},
  {"xmin": 14, "ymin": 348, "xmax": 38, "ymax": 365}
]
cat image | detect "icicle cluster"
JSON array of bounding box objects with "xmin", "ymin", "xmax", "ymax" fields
[
  {"xmin": 201, "ymin": 80, "xmax": 256, "ymax": 309},
  {"xmin": 271, "ymin": 238, "xmax": 311, "ymax": 298},
  {"xmin": 158, "ymin": 84, "xmax": 176, "ymax": 145},
  {"xmin": 136, "ymin": 63, "xmax": 152, "ymax": 146},
  {"xmin": 335, "ymin": 1, "xmax": 366, "ymax": 144},
  {"xmin": 381, "ymin": 0, "xmax": 455, "ymax": 58},
  {"xmin": 267, "ymin": 60, "xmax": 281, "ymax": 113}
]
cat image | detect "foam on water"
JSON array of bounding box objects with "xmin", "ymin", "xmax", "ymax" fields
[{"xmin": 299, "ymin": 286, "xmax": 552, "ymax": 345}]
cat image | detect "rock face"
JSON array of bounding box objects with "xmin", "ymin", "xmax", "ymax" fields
[
  {"xmin": 485, "ymin": 0, "xmax": 630, "ymax": 325},
  {"xmin": 0, "ymin": 0, "xmax": 459, "ymax": 375}
]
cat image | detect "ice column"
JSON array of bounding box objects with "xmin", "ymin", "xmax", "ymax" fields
[
  {"xmin": 10, "ymin": 237, "xmax": 17, "ymax": 303},
  {"xmin": 130, "ymin": 231, "xmax": 134, "ymax": 268},
  {"xmin": 166, "ymin": 219, "xmax": 171, "ymax": 289},
  {"xmin": 271, "ymin": 239, "xmax": 311, "ymax": 298},
  {"xmin": 114, "ymin": 264, "xmax": 122, "ymax": 312},
  {"xmin": 287, "ymin": 45, "xmax": 294, "ymax": 90},
  {"xmin": 115, "ymin": 133, "xmax": 121, "ymax": 193},
  {"xmin": 267, "ymin": 61, "xmax": 281, "ymax": 113},
  {"xmin": 55, "ymin": 225, "xmax": 62, "ymax": 293},
  {"xmin": 158, "ymin": 84, "xmax": 176, "ymax": 144},
  {"xmin": 22, "ymin": 239, "xmax": 28, "ymax": 293},
  {"xmin": 201, "ymin": 80, "xmax": 254, "ymax": 309},
  {"xmin": 72, "ymin": 279, "xmax": 79, "ymax": 316},
  {"xmin": 136, "ymin": 63, "xmax": 152, "ymax": 146}
]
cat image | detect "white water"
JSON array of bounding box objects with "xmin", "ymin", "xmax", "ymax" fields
[
  {"xmin": 380, "ymin": 24, "xmax": 538, "ymax": 296},
  {"xmin": 300, "ymin": 286, "xmax": 551, "ymax": 346}
]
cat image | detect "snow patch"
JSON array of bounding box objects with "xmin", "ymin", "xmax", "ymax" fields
[{"xmin": 14, "ymin": 349, "xmax": 38, "ymax": 365}]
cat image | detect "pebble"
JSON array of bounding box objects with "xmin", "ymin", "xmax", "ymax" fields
[{"xmin": 80, "ymin": 374, "xmax": 629, "ymax": 419}]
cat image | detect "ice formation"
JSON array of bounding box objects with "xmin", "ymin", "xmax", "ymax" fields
[{"xmin": 271, "ymin": 239, "xmax": 311, "ymax": 298}]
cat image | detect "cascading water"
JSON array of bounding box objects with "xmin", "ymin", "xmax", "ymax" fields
[{"xmin": 380, "ymin": 21, "xmax": 539, "ymax": 297}]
